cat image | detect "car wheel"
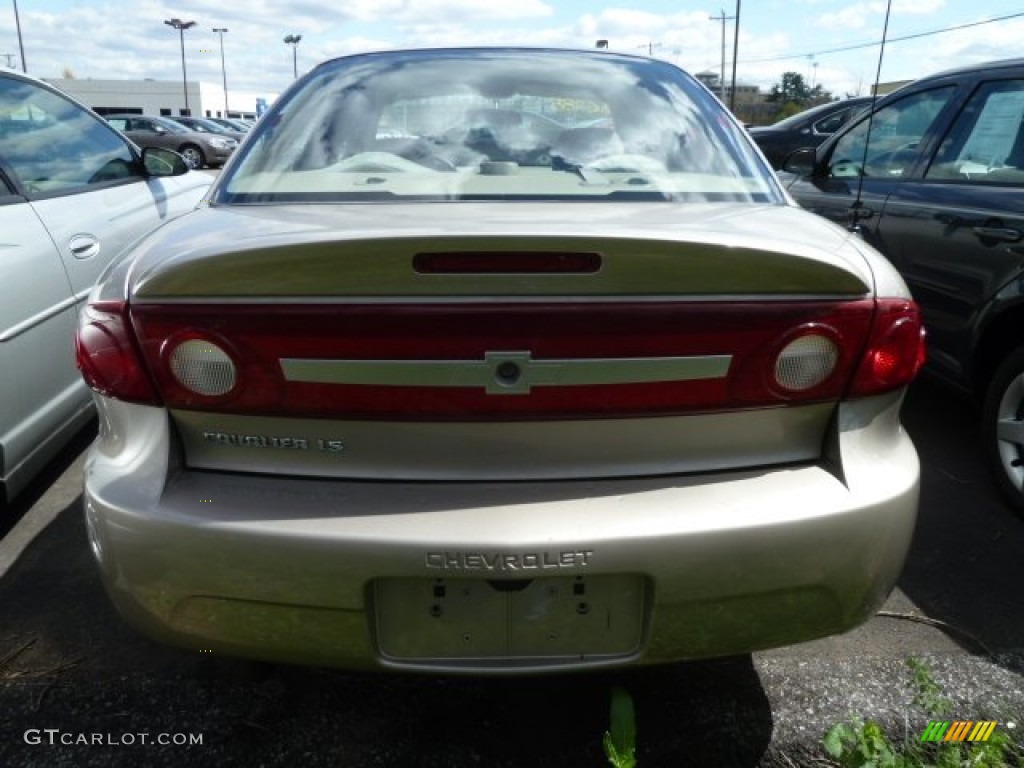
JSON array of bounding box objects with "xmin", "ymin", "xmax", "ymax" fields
[
  {"xmin": 983, "ymin": 345, "xmax": 1024, "ymax": 516},
  {"xmin": 179, "ymin": 144, "xmax": 205, "ymax": 170}
]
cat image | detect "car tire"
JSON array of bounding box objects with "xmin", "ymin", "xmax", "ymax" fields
[
  {"xmin": 983, "ymin": 345, "xmax": 1024, "ymax": 516},
  {"xmin": 179, "ymin": 144, "xmax": 205, "ymax": 170}
]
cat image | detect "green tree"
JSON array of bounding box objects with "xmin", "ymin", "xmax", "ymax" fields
[
  {"xmin": 767, "ymin": 72, "xmax": 834, "ymax": 106},
  {"xmin": 767, "ymin": 72, "xmax": 813, "ymax": 104}
]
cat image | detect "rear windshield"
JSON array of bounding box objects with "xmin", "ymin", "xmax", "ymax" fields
[{"xmin": 218, "ymin": 49, "xmax": 782, "ymax": 204}]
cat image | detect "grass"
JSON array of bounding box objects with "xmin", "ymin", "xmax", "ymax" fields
[{"xmin": 821, "ymin": 657, "xmax": 1021, "ymax": 768}]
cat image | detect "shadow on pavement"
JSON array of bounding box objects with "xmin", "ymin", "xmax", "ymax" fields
[
  {"xmin": 0, "ymin": 502, "xmax": 774, "ymax": 767},
  {"xmin": 0, "ymin": 420, "xmax": 96, "ymax": 541},
  {"xmin": 897, "ymin": 379, "xmax": 1024, "ymax": 660}
]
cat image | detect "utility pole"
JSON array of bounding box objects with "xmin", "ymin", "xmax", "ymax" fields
[
  {"xmin": 12, "ymin": 0, "xmax": 27, "ymax": 72},
  {"xmin": 709, "ymin": 9, "xmax": 735, "ymax": 101},
  {"xmin": 637, "ymin": 41, "xmax": 662, "ymax": 57},
  {"xmin": 730, "ymin": 0, "xmax": 741, "ymax": 111},
  {"xmin": 1, "ymin": 53, "xmax": 15, "ymax": 67}
]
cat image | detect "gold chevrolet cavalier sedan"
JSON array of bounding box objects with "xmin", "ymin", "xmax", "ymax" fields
[{"xmin": 76, "ymin": 48, "xmax": 924, "ymax": 674}]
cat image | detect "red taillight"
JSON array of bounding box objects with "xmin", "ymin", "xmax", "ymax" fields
[
  {"xmin": 847, "ymin": 299, "xmax": 926, "ymax": 397},
  {"xmin": 128, "ymin": 300, "xmax": 882, "ymax": 420},
  {"xmin": 75, "ymin": 301, "xmax": 160, "ymax": 404},
  {"xmin": 80, "ymin": 298, "xmax": 924, "ymax": 418}
]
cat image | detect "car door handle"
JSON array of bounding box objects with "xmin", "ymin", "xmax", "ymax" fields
[
  {"xmin": 68, "ymin": 234, "xmax": 100, "ymax": 260},
  {"xmin": 971, "ymin": 226, "xmax": 1022, "ymax": 243}
]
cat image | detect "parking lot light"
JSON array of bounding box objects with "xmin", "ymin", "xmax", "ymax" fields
[
  {"xmin": 283, "ymin": 34, "xmax": 302, "ymax": 79},
  {"xmin": 164, "ymin": 18, "xmax": 197, "ymax": 115},
  {"xmin": 213, "ymin": 27, "xmax": 229, "ymax": 117}
]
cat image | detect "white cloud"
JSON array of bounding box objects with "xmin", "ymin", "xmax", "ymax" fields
[{"xmin": 816, "ymin": 0, "xmax": 946, "ymax": 30}]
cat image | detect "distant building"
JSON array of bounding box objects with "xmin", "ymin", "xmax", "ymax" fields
[
  {"xmin": 873, "ymin": 80, "xmax": 913, "ymax": 96},
  {"xmin": 694, "ymin": 70, "xmax": 760, "ymax": 102},
  {"xmin": 41, "ymin": 77, "xmax": 273, "ymax": 120}
]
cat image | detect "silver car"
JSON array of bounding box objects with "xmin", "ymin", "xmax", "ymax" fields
[
  {"xmin": 0, "ymin": 69, "xmax": 209, "ymax": 504},
  {"xmin": 77, "ymin": 48, "xmax": 923, "ymax": 674}
]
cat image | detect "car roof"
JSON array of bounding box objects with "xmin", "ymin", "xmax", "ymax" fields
[
  {"xmin": 312, "ymin": 46, "xmax": 669, "ymax": 73},
  {"xmin": 762, "ymin": 96, "xmax": 874, "ymax": 130},
  {"xmin": 912, "ymin": 57, "xmax": 1024, "ymax": 82}
]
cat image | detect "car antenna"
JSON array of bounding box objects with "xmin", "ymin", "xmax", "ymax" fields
[{"xmin": 849, "ymin": 0, "xmax": 893, "ymax": 233}]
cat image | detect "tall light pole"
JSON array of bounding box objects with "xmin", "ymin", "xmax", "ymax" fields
[
  {"xmin": 283, "ymin": 34, "xmax": 302, "ymax": 79},
  {"xmin": 164, "ymin": 18, "xmax": 196, "ymax": 115},
  {"xmin": 12, "ymin": 0, "xmax": 27, "ymax": 72},
  {"xmin": 213, "ymin": 27, "xmax": 229, "ymax": 116}
]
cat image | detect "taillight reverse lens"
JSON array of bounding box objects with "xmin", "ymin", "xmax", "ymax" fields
[
  {"xmin": 774, "ymin": 332, "xmax": 840, "ymax": 392},
  {"xmin": 75, "ymin": 301, "xmax": 160, "ymax": 404},
  {"xmin": 847, "ymin": 299, "xmax": 926, "ymax": 397},
  {"xmin": 168, "ymin": 339, "xmax": 238, "ymax": 397}
]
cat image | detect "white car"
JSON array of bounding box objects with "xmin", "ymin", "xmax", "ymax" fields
[{"xmin": 0, "ymin": 69, "xmax": 209, "ymax": 503}]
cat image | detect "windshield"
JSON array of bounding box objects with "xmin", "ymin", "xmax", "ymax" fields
[
  {"xmin": 218, "ymin": 49, "xmax": 782, "ymax": 204},
  {"xmin": 190, "ymin": 118, "xmax": 232, "ymax": 133},
  {"xmin": 155, "ymin": 117, "xmax": 188, "ymax": 134}
]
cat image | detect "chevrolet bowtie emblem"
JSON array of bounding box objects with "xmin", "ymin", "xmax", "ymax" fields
[{"xmin": 281, "ymin": 351, "xmax": 731, "ymax": 396}]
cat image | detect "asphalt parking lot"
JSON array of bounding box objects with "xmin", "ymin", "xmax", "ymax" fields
[{"xmin": 1, "ymin": 379, "xmax": 1023, "ymax": 767}]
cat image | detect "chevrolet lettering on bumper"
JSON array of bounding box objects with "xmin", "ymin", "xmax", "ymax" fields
[{"xmin": 426, "ymin": 550, "xmax": 594, "ymax": 571}]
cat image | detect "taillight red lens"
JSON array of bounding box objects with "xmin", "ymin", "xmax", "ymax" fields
[
  {"xmin": 847, "ymin": 299, "xmax": 926, "ymax": 397},
  {"xmin": 77, "ymin": 297, "xmax": 923, "ymax": 418},
  {"xmin": 129, "ymin": 300, "xmax": 880, "ymax": 420},
  {"xmin": 75, "ymin": 301, "xmax": 160, "ymax": 404}
]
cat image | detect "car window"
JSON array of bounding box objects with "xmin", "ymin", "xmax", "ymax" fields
[
  {"xmin": 828, "ymin": 87, "xmax": 955, "ymax": 179},
  {"xmin": 222, "ymin": 52, "xmax": 780, "ymax": 204},
  {"xmin": 0, "ymin": 77, "xmax": 139, "ymax": 195},
  {"xmin": 926, "ymin": 79, "xmax": 1024, "ymax": 183},
  {"xmin": 814, "ymin": 107, "xmax": 854, "ymax": 135}
]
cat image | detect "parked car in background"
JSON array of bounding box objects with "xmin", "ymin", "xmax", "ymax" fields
[
  {"xmin": 783, "ymin": 58, "xmax": 1024, "ymax": 516},
  {"xmin": 104, "ymin": 114, "xmax": 236, "ymax": 169},
  {"xmin": 0, "ymin": 69, "xmax": 209, "ymax": 504},
  {"xmin": 207, "ymin": 116, "xmax": 252, "ymax": 133},
  {"xmin": 166, "ymin": 115, "xmax": 246, "ymax": 143},
  {"xmin": 77, "ymin": 47, "xmax": 923, "ymax": 674},
  {"xmin": 749, "ymin": 96, "xmax": 874, "ymax": 169}
]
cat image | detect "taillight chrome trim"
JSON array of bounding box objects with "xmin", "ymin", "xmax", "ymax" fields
[{"xmin": 281, "ymin": 352, "xmax": 732, "ymax": 396}]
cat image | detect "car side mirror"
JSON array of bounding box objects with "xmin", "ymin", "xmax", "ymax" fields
[
  {"xmin": 782, "ymin": 147, "xmax": 817, "ymax": 176},
  {"xmin": 142, "ymin": 147, "xmax": 190, "ymax": 177}
]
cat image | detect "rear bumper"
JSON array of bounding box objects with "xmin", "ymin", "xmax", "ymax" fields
[{"xmin": 83, "ymin": 393, "xmax": 918, "ymax": 673}]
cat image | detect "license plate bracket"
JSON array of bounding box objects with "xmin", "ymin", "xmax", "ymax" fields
[{"xmin": 374, "ymin": 574, "xmax": 645, "ymax": 661}]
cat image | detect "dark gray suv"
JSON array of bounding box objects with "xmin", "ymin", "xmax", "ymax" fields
[{"xmin": 783, "ymin": 58, "xmax": 1024, "ymax": 515}]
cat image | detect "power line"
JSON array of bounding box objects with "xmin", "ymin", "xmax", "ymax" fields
[{"xmin": 741, "ymin": 10, "xmax": 1024, "ymax": 65}]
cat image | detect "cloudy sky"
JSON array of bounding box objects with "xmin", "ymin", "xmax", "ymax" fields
[{"xmin": 3, "ymin": 1, "xmax": 1024, "ymax": 101}]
